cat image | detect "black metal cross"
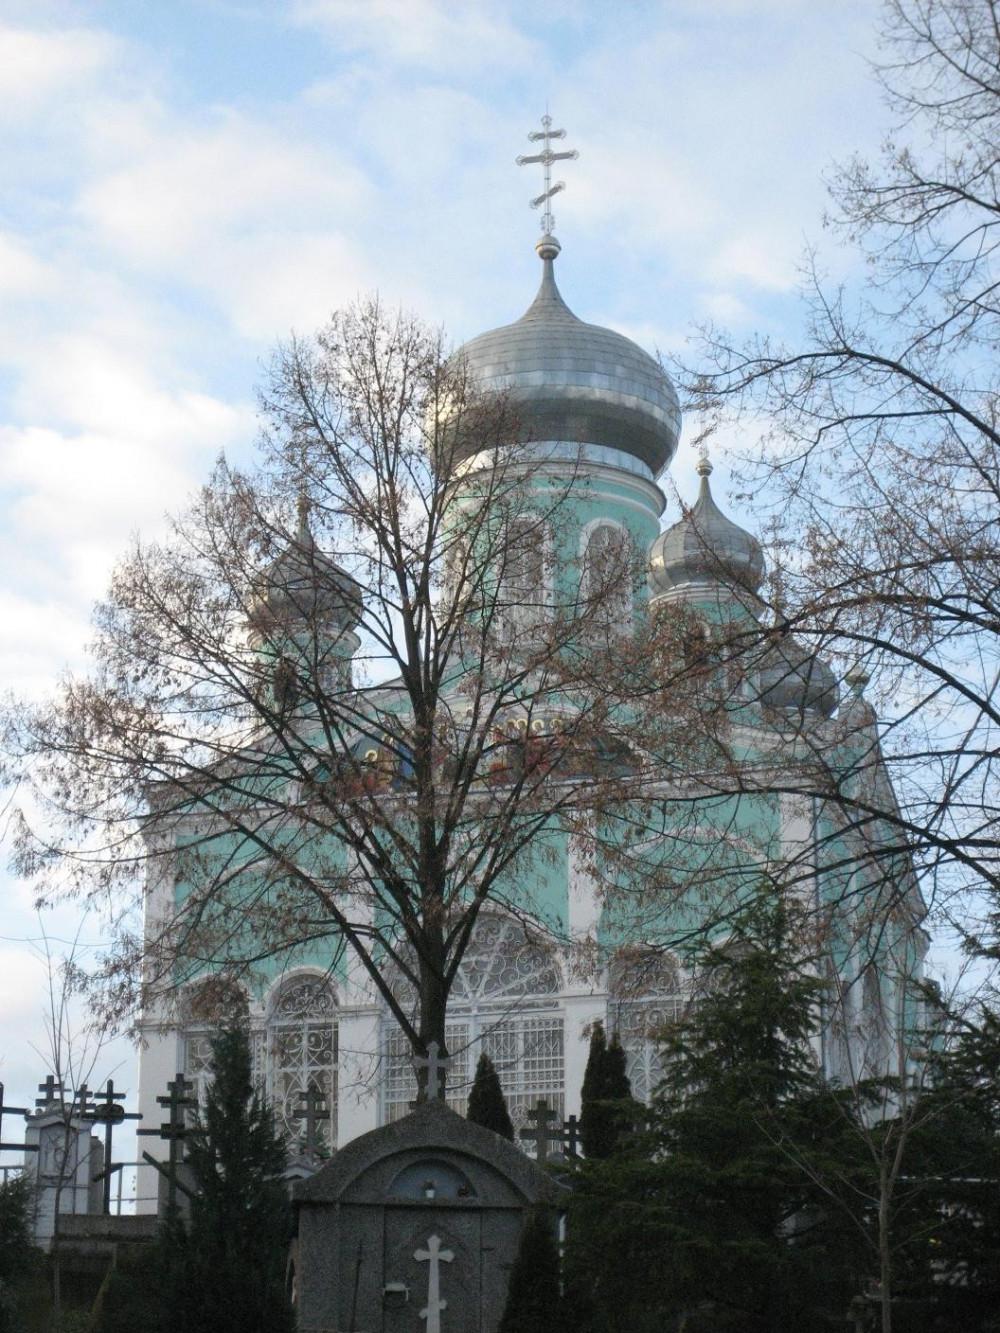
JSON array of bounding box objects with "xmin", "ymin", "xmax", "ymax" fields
[
  {"xmin": 35, "ymin": 1075, "xmax": 64, "ymax": 1108},
  {"xmin": 0, "ymin": 1082, "xmax": 37, "ymax": 1155},
  {"xmin": 85, "ymin": 1079, "xmax": 142, "ymax": 1214},
  {"xmin": 562, "ymin": 1113, "xmax": 581, "ymax": 1158},
  {"xmin": 137, "ymin": 1073, "xmax": 197, "ymax": 1218},
  {"xmin": 519, "ymin": 1100, "xmax": 565, "ymax": 1165},
  {"xmin": 73, "ymin": 1082, "xmax": 97, "ymax": 1118},
  {"xmin": 289, "ymin": 1084, "xmax": 329, "ymax": 1159}
]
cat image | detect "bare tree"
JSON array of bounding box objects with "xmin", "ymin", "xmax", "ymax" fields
[
  {"xmin": 684, "ymin": 0, "xmax": 1000, "ymax": 951},
  {"xmin": 5, "ymin": 298, "xmax": 718, "ymax": 1092}
]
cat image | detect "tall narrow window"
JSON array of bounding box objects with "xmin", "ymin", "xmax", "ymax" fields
[
  {"xmin": 497, "ymin": 518, "xmax": 547, "ymax": 642},
  {"xmin": 266, "ymin": 975, "xmax": 338, "ymax": 1153},
  {"xmin": 582, "ymin": 523, "xmax": 632, "ymax": 632}
]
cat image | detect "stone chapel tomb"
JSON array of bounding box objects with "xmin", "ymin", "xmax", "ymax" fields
[{"xmin": 292, "ymin": 1100, "xmax": 564, "ymax": 1333}]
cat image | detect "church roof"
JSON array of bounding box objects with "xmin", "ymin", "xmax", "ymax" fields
[
  {"xmin": 251, "ymin": 497, "xmax": 363, "ymax": 635},
  {"xmin": 649, "ymin": 455, "xmax": 765, "ymax": 598},
  {"xmin": 449, "ymin": 247, "xmax": 681, "ymax": 478}
]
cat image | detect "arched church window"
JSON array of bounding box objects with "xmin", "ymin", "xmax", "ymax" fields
[
  {"xmin": 265, "ymin": 974, "xmax": 338, "ymax": 1154},
  {"xmin": 180, "ymin": 975, "xmax": 259, "ymax": 1108},
  {"xmin": 381, "ymin": 916, "xmax": 564, "ymax": 1141},
  {"xmin": 608, "ymin": 950, "xmax": 687, "ymax": 1104},
  {"xmin": 182, "ymin": 973, "xmax": 337, "ymax": 1153},
  {"xmin": 582, "ymin": 523, "xmax": 632, "ymax": 630},
  {"xmin": 497, "ymin": 518, "xmax": 548, "ymax": 643}
]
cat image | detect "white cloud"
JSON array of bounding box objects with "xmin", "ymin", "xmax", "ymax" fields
[
  {"xmin": 0, "ymin": 232, "xmax": 55, "ymax": 298},
  {"xmin": 0, "ymin": 23, "xmax": 119, "ymax": 110},
  {"xmin": 293, "ymin": 0, "xmax": 538, "ymax": 74},
  {"xmin": 709, "ymin": 237, "xmax": 797, "ymax": 293},
  {"xmin": 75, "ymin": 114, "xmax": 375, "ymax": 336},
  {"xmin": 699, "ymin": 291, "xmax": 755, "ymax": 324}
]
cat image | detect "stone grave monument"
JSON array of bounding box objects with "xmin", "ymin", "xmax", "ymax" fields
[{"xmin": 292, "ymin": 1099, "xmax": 564, "ymax": 1333}]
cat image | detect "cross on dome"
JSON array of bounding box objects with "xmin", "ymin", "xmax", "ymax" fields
[{"xmin": 516, "ymin": 113, "xmax": 579, "ymax": 255}]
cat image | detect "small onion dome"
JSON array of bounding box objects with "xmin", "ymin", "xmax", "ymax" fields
[
  {"xmin": 252, "ymin": 498, "xmax": 363, "ymax": 635},
  {"xmin": 649, "ymin": 456, "xmax": 765, "ymax": 599},
  {"xmin": 839, "ymin": 666, "xmax": 878, "ymax": 733},
  {"xmin": 758, "ymin": 634, "xmax": 839, "ymax": 719},
  {"xmin": 446, "ymin": 243, "xmax": 680, "ymax": 478}
]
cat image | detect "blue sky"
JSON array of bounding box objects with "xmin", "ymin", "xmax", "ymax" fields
[{"xmin": 0, "ymin": 0, "xmax": 890, "ymax": 1133}]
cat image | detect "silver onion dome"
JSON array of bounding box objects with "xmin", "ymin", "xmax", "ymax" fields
[
  {"xmin": 758, "ymin": 634, "xmax": 839, "ymax": 719},
  {"xmin": 649, "ymin": 456, "xmax": 765, "ymax": 598},
  {"xmin": 252, "ymin": 498, "xmax": 363, "ymax": 635},
  {"xmin": 449, "ymin": 241, "xmax": 681, "ymax": 478}
]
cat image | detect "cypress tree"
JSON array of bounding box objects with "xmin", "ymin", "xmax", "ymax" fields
[
  {"xmin": 579, "ymin": 1022, "xmax": 608, "ymax": 1159},
  {"xmin": 162, "ymin": 1019, "xmax": 295, "ymax": 1333},
  {"xmin": 498, "ymin": 1209, "xmax": 564, "ymax": 1333},
  {"xmin": 467, "ymin": 1053, "xmax": 515, "ymax": 1140},
  {"xmin": 580, "ymin": 1021, "xmax": 633, "ymax": 1158}
]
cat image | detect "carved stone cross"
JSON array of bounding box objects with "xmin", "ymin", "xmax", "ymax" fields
[
  {"xmin": 413, "ymin": 1041, "xmax": 453, "ymax": 1102},
  {"xmin": 519, "ymin": 1099, "xmax": 564, "ymax": 1164},
  {"xmin": 415, "ymin": 1232, "xmax": 454, "ymax": 1333}
]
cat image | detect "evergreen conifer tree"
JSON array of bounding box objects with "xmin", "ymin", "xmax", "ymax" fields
[
  {"xmin": 579, "ymin": 1021, "xmax": 633, "ymax": 1158},
  {"xmin": 0, "ymin": 1174, "xmax": 34, "ymax": 1333},
  {"xmin": 161, "ymin": 1019, "xmax": 295, "ymax": 1333},
  {"xmin": 498, "ymin": 1208, "xmax": 564, "ymax": 1333},
  {"xmin": 565, "ymin": 897, "xmax": 862, "ymax": 1331},
  {"xmin": 467, "ymin": 1053, "xmax": 515, "ymax": 1140}
]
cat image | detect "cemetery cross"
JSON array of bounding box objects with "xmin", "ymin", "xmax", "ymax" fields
[
  {"xmin": 0, "ymin": 1082, "xmax": 37, "ymax": 1155},
  {"xmin": 84, "ymin": 1078, "xmax": 142, "ymax": 1214},
  {"xmin": 413, "ymin": 1041, "xmax": 454, "ymax": 1102},
  {"xmin": 415, "ymin": 1233, "xmax": 454, "ymax": 1333},
  {"xmin": 519, "ymin": 1100, "xmax": 564, "ymax": 1165},
  {"xmin": 290, "ymin": 1083, "xmax": 330, "ymax": 1159},
  {"xmin": 137, "ymin": 1072, "xmax": 197, "ymax": 1218}
]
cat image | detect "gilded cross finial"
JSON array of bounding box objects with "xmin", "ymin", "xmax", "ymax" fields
[{"xmin": 516, "ymin": 113, "xmax": 579, "ymax": 248}]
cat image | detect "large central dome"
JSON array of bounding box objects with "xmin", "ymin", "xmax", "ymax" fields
[{"xmin": 452, "ymin": 247, "xmax": 681, "ymax": 479}]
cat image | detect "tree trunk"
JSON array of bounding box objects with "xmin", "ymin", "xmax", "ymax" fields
[
  {"xmin": 878, "ymin": 1166, "xmax": 892, "ymax": 1333},
  {"xmin": 416, "ymin": 927, "xmax": 449, "ymax": 1100}
]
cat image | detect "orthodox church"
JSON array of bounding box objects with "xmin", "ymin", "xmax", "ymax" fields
[{"xmin": 135, "ymin": 158, "xmax": 926, "ymax": 1196}]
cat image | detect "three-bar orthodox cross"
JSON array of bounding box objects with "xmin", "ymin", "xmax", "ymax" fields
[
  {"xmin": 290, "ymin": 1083, "xmax": 329, "ymax": 1159},
  {"xmin": 0, "ymin": 1082, "xmax": 36, "ymax": 1156},
  {"xmin": 516, "ymin": 113, "xmax": 579, "ymax": 237},
  {"xmin": 137, "ymin": 1072, "xmax": 197, "ymax": 1218},
  {"xmin": 84, "ymin": 1079, "xmax": 142, "ymax": 1214},
  {"xmin": 519, "ymin": 1099, "xmax": 565, "ymax": 1164}
]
